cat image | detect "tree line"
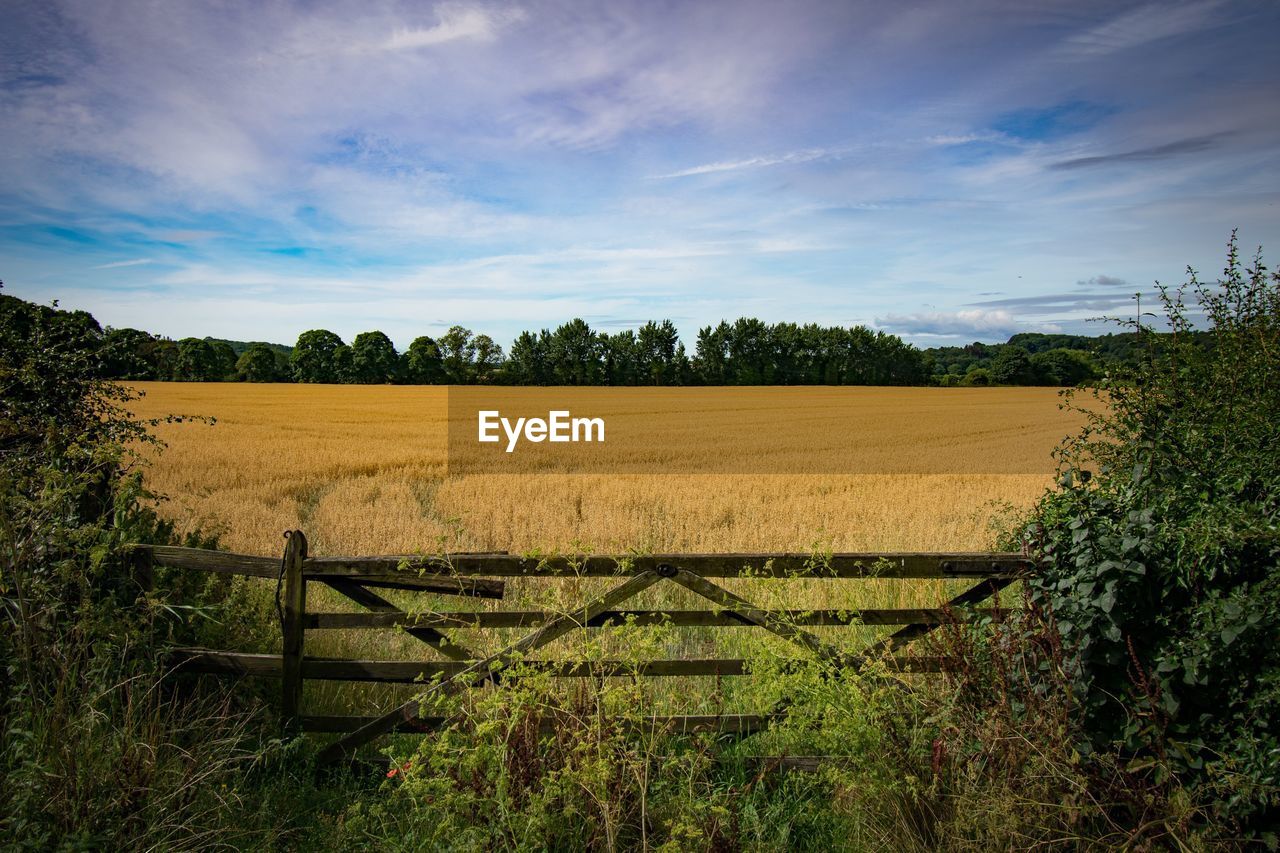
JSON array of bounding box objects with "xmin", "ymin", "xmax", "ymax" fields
[{"xmin": 3, "ymin": 289, "xmax": 1129, "ymax": 387}]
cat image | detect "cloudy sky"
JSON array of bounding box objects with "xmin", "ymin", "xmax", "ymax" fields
[{"xmin": 2, "ymin": 0, "xmax": 1278, "ymax": 348}]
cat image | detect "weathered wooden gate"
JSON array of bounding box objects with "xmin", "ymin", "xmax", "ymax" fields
[{"xmin": 134, "ymin": 532, "xmax": 1029, "ymax": 766}]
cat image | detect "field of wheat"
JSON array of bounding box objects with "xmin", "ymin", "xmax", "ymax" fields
[
  {"xmin": 128, "ymin": 382, "xmax": 1088, "ymax": 716},
  {"xmin": 127, "ymin": 383, "xmax": 1085, "ymax": 557}
]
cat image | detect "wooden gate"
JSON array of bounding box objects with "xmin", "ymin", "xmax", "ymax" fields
[{"xmin": 134, "ymin": 532, "xmax": 1029, "ymax": 766}]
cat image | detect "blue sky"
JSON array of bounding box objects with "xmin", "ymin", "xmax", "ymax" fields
[{"xmin": 1, "ymin": 0, "xmax": 1278, "ymax": 349}]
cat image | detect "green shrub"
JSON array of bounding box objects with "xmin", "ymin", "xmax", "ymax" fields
[
  {"xmin": 0, "ymin": 287, "xmax": 295, "ymax": 848},
  {"xmin": 1022, "ymin": 234, "xmax": 1280, "ymax": 833}
]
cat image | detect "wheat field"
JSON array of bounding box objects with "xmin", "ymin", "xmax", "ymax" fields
[{"xmin": 127, "ymin": 383, "xmax": 1085, "ymax": 558}]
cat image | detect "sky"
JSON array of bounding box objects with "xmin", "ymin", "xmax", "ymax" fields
[{"xmin": 1, "ymin": 0, "xmax": 1278, "ymax": 350}]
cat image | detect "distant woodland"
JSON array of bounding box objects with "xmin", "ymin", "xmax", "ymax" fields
[{"xmin": 0, "ymin": 289, "xmax": 1161, "ymax": 387}]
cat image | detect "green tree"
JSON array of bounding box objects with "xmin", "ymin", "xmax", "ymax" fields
[
  {"xmin": 504, "ymin": 330, "xmax": 551, "ymax": 385},
  {"xmin": 101, "ymin": 327, "xmax": 159, "ymax": 380},
  {"xmin": 403, "ymin": 336, "xmax": 444, "ymax": 384},
  {"xmin": 174, "ymin": 337, "xmax": 222, "ymax": 381},
  {"xmin": 235, "ymin": 343, "xmax": 280, "ymax": 382},
  {"xmin": 602, "ymin": 330, "xmax": 640, "ymax": 386},
  {"xmin": 350, "ymin": 331, "xmax": 399, "ymax": 384},
  {"xmin": 208, "ymin": 340, "xmax": 238, "ymax": 380},
  {"xmin": 291, "ymin": 329, "xmax": 347, "ymax": 383},
  {"xmin": 988, "ymin": 345, "xmax": 1035, "ymax": 385},
  {"xmin": 693, "ymin": 322, "xmax": 730, "ymax": 385},
  {"xmin": 547, "ymin": 318, "xmax": 603, "ymax": 385},
  {"xmin": 439, "ymin": 326, "xmax": 476, "ymax": 384},
  {"xmin": 1030, "ymin": 348, "xmax": 1097, "ymax": 386},
  {"xmin": 636, "ymin": 320, "xmax": 682, "ymax": 385},
  {"xmin": 472, "ymin": 334, "xmax": 503, "ymax": 384}
]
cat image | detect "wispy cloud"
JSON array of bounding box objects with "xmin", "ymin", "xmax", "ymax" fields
[
  {"xmin": 92, "ymin": 258, "xmax": 152, "ymax": 269},
  {"xmin": 1059, "ymin": 1, "xmax": 1225, "ymax": 58},
  {"xmin": 968, "ymin": 291, "xmax": 1151, "ymax": 314},
  {"xmin": 1048, "ymin": 134, "xmax": 1227, "ymax": 170},
  {"xmin": 1077, "ymin": 274, "xmax": 1128, "ymax": 287},
  {"xmin": 876, "ymin": 309, "xmax": 1061, "ymax": 338},
  {"xmin": 380, "ymin": 5, "xmax": 523, "ymax": 51},
  {"xmin": 651, "ymin": 148, "xmax": 845, "ymax": 179}
]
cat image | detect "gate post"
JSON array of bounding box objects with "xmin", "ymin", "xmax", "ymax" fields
[{"xmin": 281, "ymin": 530, "xmax": 308, "ymax": 734}]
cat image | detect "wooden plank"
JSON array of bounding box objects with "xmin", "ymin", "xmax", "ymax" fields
[
  {"xmin": 315, "ymin": 570, "xmax": 663, "ymax": 764},
  {"xmin": 669, "ymin": 570, "xmax": 850, "ymax": 663},
  {"xmin": 304, "ymin": 552, "xmax": 1032, "ymax": 579},
  {"xmin": 321, "ymin": 579, "xmax": 477, "ymax": 662},
  {"xmin": 305, "ymin": 608, "xmax": 1000, "ymax": 630},
  {"xmin": 132, "ymin": 545, "xmax": 1033, "ymax": 580},
  {"xmin": 168, "ymin": 650, "xmax": 948, "ymax": 681},
  {"xmin": 168, "ymin": 649, "xmax": 283, "ymax": 677},
  {"xmin": 311, "ymin": 573, "xmax": 505, "ymax": 598},
  {"xmin": 135, "ymin": 544, "xmax": 280, "ymax": 579},
  {"xmin": 867, "ymin": 576, "xmax": 1016, "ymax": 656},
  {"xmin": 301, "ymin": 713, "xmax": 780, "ymax": 735},
  {"xmin": 280, "ymin": 531, "xmax": 307, "ymax": 732}
]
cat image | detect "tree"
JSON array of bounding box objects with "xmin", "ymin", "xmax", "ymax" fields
[
  {"xmin": 602, "ymin": 330, "xmax": 641, "ymax": 386},
  {"xmin": 636, "ymin": 320, "xmax": 682, "ymax": 385},
  {"xmin": 208, "ymin": 340, "xmax": 238, "ymax": 380},
  {"xmin": 472, "ymin": 335, "xmax": 503, "ymax": 384},
  {"xmin": 439, "ymin": 326, "xmax": 476, "ymax": 384},
  {"xmin": 504, "ymin": 331, "xmax": 551, "ymax": 385},
  {"xmin": 693, "ymin": 323, "xmax": 730, "ymax": 385},
  {"xmin": 235, "ymin": 343, "xmax": 280, "ymax": 382},
  {"xmin": 1031, "ymin": 348, "xmax": 1097, "ymax": 386},
  {"xmin": 547, "ymin": 319, "xmax": 604, "ymax": 385},
  {"xmin": 291, "ymin": 329, "xmax": 347, "ymax": 383},
  {"xmin": 174, "ymin": 338, "xmax": 222, "ymax": 382},
  {"xmin": 989, "ymin": 345, "xmax": 1035, "ymax": 385},
  {"xmin": 403, "ymin": 336, "xmax": 444, "ymax": 384},
  {"xmin": 350, "ymin": 331, "xmax": 399, "ymax": 384},
  {"xmin": 101, "ymin": 327, "xmax": 159, "ymax": 380}
]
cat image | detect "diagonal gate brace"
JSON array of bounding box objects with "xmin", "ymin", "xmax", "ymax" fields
[
  {"xmin": 316, "ymin": 570, "xmax": 662, "ymax": 765},
  {"xmin": 863, "ymin": 575, "xmax": 1014, "ymax": 658},
  {"xmin": 322, "ymin": 578, "xmax": 479, "ymax": 663}
]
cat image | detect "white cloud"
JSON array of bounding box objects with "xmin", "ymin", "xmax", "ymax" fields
[
  {"xmin": 380, "ymin": 5, "xmax": 522, "ymax": 51},
  {"xmin": 652, "ymin": 147, "xmax": 844, "ymax": 179},
  {"xmin": 92, "ymin": 258, "xmax": 152, "ymax": 269},
  {"xmin": 1059, "ymin": 1, "xmax": 1224, "ymax": 58},
  {"xmin": 876, "ymin": 309, "xmax": 1061, "ymax": 339}
]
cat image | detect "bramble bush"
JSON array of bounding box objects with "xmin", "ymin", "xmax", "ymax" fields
[
  {"xmin": 0, "ymin": 286, "xmax": 292, "ymax": 848},
  {"xmin": 1022, "ymin": 233, "xmax": 1280, "ymax": 835}
]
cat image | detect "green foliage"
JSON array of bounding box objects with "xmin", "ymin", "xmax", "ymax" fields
[
  {"xmin": 350, "ymin": 330, "xmax": 400, "ymax": 384},
  {"xmin": 403, "ymin": 335, "xmax": 444, "ymax": 383},
  {"xmin": 174, "ymin": 336, "xmax": 224, "ymax": 381},
  {"xmin": 0, "ymin": 284, "xmax": 299, "ymax": 847},
  {"xmin": 988, "ymin": 344, "xmax": 1035, "ymax": 385},
  {"xmin": 291, "ymin": 328, "xmax": 349, "ymax": 383},
  {"xmin": 322, "ymin": 626, "xmax": 925, "ymax": 852},
  {"xmin": 1023, "ymin": 234, "xmax": 1280, "ymax": 831},
  {"xmin": 1031, "ymin": 347, "xmax": 1097, "ymax": 386},
  {"xmin": 236, "ymin": 342, "xmax": 283, "ymax": 382}
]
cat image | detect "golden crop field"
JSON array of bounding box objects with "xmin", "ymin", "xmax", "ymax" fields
[
  {"xmin": 127, "ymin": 382, "xmax": 1090, "ymax": 715},
  {"xmin": 127, "ymin": 382, "xmax": 1087, "ymax": 559}
]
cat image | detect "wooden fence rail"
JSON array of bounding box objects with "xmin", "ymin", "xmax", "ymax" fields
[{"xmin": 132, "ymin": 532, "xmax": 1030, "ymax": 766}]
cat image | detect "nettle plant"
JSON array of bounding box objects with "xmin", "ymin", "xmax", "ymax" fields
[{"xmin": 1023, "ymin": 234, "xmax": 1280, "ymax": 830}]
